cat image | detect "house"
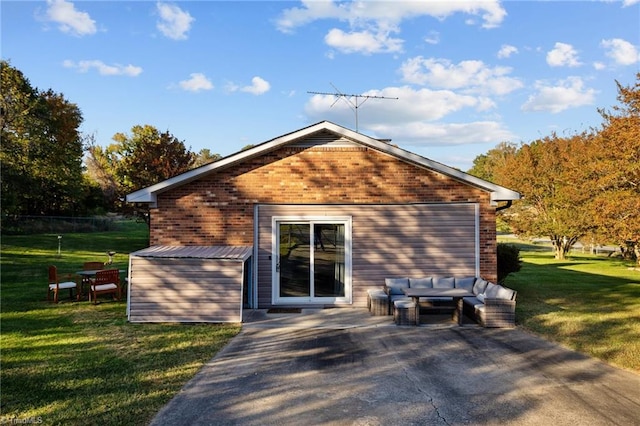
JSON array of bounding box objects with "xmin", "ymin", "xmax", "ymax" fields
[{"xmin": 126, "ymin": 121, "xmax": 520, "ymax": 322}]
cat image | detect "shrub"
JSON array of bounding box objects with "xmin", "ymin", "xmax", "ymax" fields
[{"xmin": 497, "ymin": 243, "xmax": 522, "ymax": 284}]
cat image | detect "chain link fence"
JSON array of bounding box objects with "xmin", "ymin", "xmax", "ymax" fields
[{"xmin": 1, "ymin": 215, "xmax": 118, "ymax": 235}]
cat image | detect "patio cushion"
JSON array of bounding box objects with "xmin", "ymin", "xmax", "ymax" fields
[
  {"xmin": 409, "ymin": 277, "xmax": 433, "ymax": 288},
  {"xmin": 433, "ymin": 277, "xmax": 455, "ymax": 289},
  {"xmin": 494, "ymin": 285, "xmax": 516, "ymax": 300},
  {"xmin": 464, "ymin": 296, "xmax": 484, "ymax": 307},
  {"xmin": 476, "ymin": 293, "xmax": 486, "ymax": 303},
  {"xmin": 92, "ymin": 283, "xmax": 118, "ymax": 291},
  {"xmin": 389, "ymin": 295, "xmax": 411, "ymax": 303},
  {"xmin": 394, "ymin": 300, "xmax": 416, "ymax": 309},
  {"xmin": 455, "ymin": 276, "xmax": 476, "ymax": 292},
  {"xmin": 472, "ymin": 278, "xmax": 489, "ymax": 295},
  {"xmin": 368, "ymin": 289, "xmax": 387, "ymax": 299},
  {"xmin": 49, "ymin": 281, "xmax": 76, "ymax": 290},
  {"xmin": 485, "ymin": 282, "xmax": 500, "ymax": 298},
  {"xmin": 385, "ymin": 277, "xmax": 409, "ymax": 295}
]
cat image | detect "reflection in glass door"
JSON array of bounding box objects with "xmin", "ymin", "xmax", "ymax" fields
[
  {"xmin": 278, "ymin": 223, "xmax": 311, "ymax": 297},
  {"xmin": 275, "ymin": 219, "xmax": 350, "ymax": 304}
]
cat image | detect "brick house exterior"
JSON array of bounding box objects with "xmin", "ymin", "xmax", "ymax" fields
[{"xmin": 126, "ymin": 121, "xmax": 520, "ymax": 319}]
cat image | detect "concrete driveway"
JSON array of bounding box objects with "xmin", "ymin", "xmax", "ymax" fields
[{"xmin": 150, "ymin": 309, "xmax": 640, "ymax": 426}]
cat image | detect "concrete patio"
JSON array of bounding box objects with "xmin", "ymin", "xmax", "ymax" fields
[{"xmin": 150, "ymin": 308, "xmax": 640, "ymax": 425}]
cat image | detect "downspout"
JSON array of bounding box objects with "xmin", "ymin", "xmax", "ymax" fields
[{"xmin": 495, "ymin": 200, "xmax": 512, "ymax": 211}]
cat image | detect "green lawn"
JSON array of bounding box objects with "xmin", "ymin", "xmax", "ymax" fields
[
  {"xmin": 2, "ymin": 226, "xmax": 638, "ymax": 425},
  {"xmin": 1, "ymin": 221, "xmax": 240, "ymax": 425},
  {"xmin": 500, "ymin": 236, "xmax": 640, "ymax": 373}
]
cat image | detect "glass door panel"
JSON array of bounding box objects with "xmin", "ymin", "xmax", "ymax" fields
[
  {"xmin": 278, "ymin": 223, "xmax": 311, "ymax": 297},
  {"xmin": 313, "ymin": 224, "xmax": 345, "ymax": 298},
  {"xmin": 275, "ymin": 218, "xmax": 350, "ymax": 304}
]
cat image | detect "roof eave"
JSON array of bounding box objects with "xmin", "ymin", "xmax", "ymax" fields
[
  {"xmin": 125, "ymin": 121, "xmax": 339, "ymax": 205},
  {"xmin": 353, "ymin": 136, "xmax": 522, "ymax": 202},
  {"xmin": 125, "ymin": 120, "xmax": 522, "ymax": 205}
]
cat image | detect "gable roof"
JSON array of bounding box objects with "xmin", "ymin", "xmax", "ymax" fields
[{"xmin": 126, "ymin": 120, "xmax": 520, "ymax": 206}]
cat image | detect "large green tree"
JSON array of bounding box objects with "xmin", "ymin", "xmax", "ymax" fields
[
  {"xmin": 114, "ymin": 125, "xmax": 195, "ymax": 193},
  {"xmin": 86, "ymin": 125, "xmax": 195, "ymax": 218},
  {"xmin": 1, "ymin": 60, "xmax": 84, "ymax": 216}
]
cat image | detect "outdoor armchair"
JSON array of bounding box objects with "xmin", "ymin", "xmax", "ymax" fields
[
  {"xmin": 90, "ymin": 269, "xmax": 121, "ymax": 304},
  {"xmin": 47, "ymin": 265, "xmax": 79, "ymax": 303}
]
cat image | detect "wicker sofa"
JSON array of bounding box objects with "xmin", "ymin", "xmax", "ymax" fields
[
  {"xmin": 367, "ymin": 276, "xmax": 517, "ymax": 328},
  {"xmin": 462, "ymin": 278, "xmax": 518, "ymax": 328}
]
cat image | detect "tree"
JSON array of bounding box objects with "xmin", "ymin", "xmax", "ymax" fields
[
  {"xmin": 85, "ymin": 125, "xmax": 195, "ymax": 219},
  {"xmin": 468, "ymin": 141, "xmax": 517, "ymax": 182},
  {"xmin": 494, "ymin": 133, "xmax": 596, "ymax": 259},
  {"xmin": 84, "ymin": 134, "xmax": 121, "ymax": 209},
  {"xmin": 114, "ymin": 125, "xmax": 195, "ymax": 193},
  {"xmin": 585, "ymin": 74, "xmax": 640, "ymax": 263},
  {"xmin": 1, "ymin": 60, "xmax": 84, "ymax": 216},
  {"xmin": 470, "ymin": 75, "xmax": 639, "ymax": 263},
  {"xmin": 192, "ymin": 148, "xmax": 222, "ymax": 168},
  {"xmin": 0, "ymin": 61, "xmax": 38, "ymax": 216}
]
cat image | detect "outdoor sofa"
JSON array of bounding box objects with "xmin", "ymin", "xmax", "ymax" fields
[{"xmin": 367, "ymin": 276, "xmax": 517, "ymax": 328}]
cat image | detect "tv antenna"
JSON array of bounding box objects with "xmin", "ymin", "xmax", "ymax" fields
[{"xmin": 307, "ymin": 83, "xmax": 398, "ymax": 132}]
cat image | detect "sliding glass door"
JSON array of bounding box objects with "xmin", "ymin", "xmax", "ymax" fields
[{"xmin": 274, "ymin": 218, "xmax": 351, "ymax": 304}]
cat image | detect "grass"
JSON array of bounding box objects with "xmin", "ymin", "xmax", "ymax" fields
[
  {"xmin": 499, "ymin": 235, "xmax": 640, "ymax": 373},
  {"xmin": 2, "ymin": 226, "xmax": 638, "ymax": 424},
  {"xmin": 1, "ymin": 221, "xmax": 241, "ymax": 425}
]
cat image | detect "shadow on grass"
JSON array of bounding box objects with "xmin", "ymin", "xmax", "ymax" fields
[
  {"xmin": 1, "ymin": 300, "xmax": 241, "ymax": 424},
  {"xmin": 503, "ymin": 250, "xmax": 640, "ymax": 372},
  {"xmin": 1, "ymin": 221, "xmax": 241, "ymax": 424}
]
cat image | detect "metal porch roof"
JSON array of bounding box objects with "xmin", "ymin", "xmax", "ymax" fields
[{"xmin": 130, "ymin": 246, "xmax": 253, "ymax": 261}]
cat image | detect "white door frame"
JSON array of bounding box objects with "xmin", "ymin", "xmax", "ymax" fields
[{"xmin": 271, "ymin": 215, "xmax": 352, "ymax": 305}]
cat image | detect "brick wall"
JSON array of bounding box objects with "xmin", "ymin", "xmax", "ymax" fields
[{"xmin": 151, "ymin": 146, "xmax": 498, "ymax": 280}]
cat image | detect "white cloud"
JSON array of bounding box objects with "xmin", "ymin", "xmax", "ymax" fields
[
  {"xmin": 45, "ymin": 0, "xmax": 96, "ymax": 36},
  {"xmin": 243, "ymin": 77, "xmax": 271, "ymax": 95},
  {"xmin": 546, "ymin": 42, "xmax": 582, "ymax": 67},
  {"xmin": 178, "ymin": 73, "xmax": 213, "ymax": 92},
  {"xmin": 306, "ymin": 86, "xmax": 489, "ymax": 124},
  {"xmin": 325, "ymin": 28, "xmax": 403, "ymax": 54},
  {"xmin": 276, "ymin": 1, "xmax": 505, "ymax": 54},
  {"xmin": 424, "ymin": 31, "xmax": 440, "ymax": 45},
  {"xmin": 369, "ymin": 121, "xmax": 516, "ymax": 147},
  {"xmin": 497, "ymin": 44, "xmax": 518, "ymax": 59},
  {"xmin": 63, "ymin": 59, "xmax": 142, "ymax": 76},
  {"xmin": 227, "ymin": 77, "xmax": 271, "ymax": 95},
  {"xmin": 304, "ymin": 86, "xmax": 514, "ymax": 146},
  {"xmin": 276, "ymin": 0, "xmax": 345, "ymax": 34},
  {"xmin": 521, "ymin": 77, "xmax": 596, "ymax": 113},
  {"xmin": 623, "ymin": 0, "xmax": 639, "ymax": 6},
  {"xmin": 277, "ymin": 1, "xmax": 506, "ymax": 32},
  {"xmin": 399, "ymin": 57, "xmax": 523, "ymax": 96},
  {"xmin": 600, "ymin": 38, "xmax": 639, "ymax": 66},
  {"xmin": 156, "ymin": 2, "xmax": 194, "ymax": 40}
]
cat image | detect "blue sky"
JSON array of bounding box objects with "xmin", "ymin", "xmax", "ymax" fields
[{"xmin": 2, "ymin": 1, "xmax": 639, "ymax": 170}]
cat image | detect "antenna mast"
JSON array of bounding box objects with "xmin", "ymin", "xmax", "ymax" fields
[{"xmin": 307, "ymin": 83, "xmax": 398, "ymax": 132}]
